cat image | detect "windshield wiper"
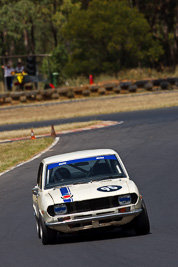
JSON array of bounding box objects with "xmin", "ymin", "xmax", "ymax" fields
[
  {"xmin": 72, "ymin": 179, "xmax": 91, "ymax": 185},
  {"xmin": 90, "ymin": 175, "xmax": 124, "ymax": 182}
]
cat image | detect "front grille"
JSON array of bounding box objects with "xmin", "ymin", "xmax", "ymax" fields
[
  {"xmin": 67, "ymin": 196, "xmax": 118, "ymax": 214},
  {"xmin": 47, "ymin": 193, "xmax": 138, "ymax": 216}
]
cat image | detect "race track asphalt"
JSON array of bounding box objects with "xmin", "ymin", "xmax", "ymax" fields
[{"xmin": 0, "ymin": 107, "xmax": 178, "ymax": 266}]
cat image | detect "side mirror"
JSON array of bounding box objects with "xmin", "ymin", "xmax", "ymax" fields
[{"xmin": 32, "ymin": 186, "xmax": 39, "ymax": 196}]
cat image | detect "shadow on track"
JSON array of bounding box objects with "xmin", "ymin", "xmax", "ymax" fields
[{"xmin": 52, "ymin": 227, "xmax": 149, "ymax": 245}]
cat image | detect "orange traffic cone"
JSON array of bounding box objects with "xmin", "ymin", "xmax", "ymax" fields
[
  {"xmin": 51, "ymin": 125, "xmax": 56, "ymax": 138},
  {"xmin": 31, "ymin": 129, "xmax": 36, "ymax": 140}
]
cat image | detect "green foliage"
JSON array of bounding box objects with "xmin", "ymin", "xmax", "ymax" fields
[
  {"xmin": 0, "ymin": 0, "xmax": 176, "ymax": 81},
  {"xmin": 42, "ymin": 44, "xmax": 68, "ymax": 84},
  {"xmin": 0, "ymin": 0, "xmax": 36, "ymax": 55},
  {"xmin": 63, "ymin": 0, "xmax": 163, "ymax": 77},
  {"xmin": 132, "ymin": 0, "xmax": 178, "ymax": 68}
]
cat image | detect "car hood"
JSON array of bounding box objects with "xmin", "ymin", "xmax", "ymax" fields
[{"xmin": 48, "ymin": 179, "xmax": 130, "ymax": 204}]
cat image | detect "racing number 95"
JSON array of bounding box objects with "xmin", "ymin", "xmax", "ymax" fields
[{"xmin": 97, "ymin": 185, "xmax": 122, "ymax": 192}]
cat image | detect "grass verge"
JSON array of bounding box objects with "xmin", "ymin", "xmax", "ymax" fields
[
  {"xmin": 0, "ymin": 121, "xmax": 100, "ymax": 173},
  {"xmin": 0, "ymin": 137, "xmax": 54, "ymax": 173},
  {"xmin": 0, "ymin": 121, "xmax": 101, "ymax": 140}
]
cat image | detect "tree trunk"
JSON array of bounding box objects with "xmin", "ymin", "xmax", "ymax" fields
[
  {"xmin": 52, "ymin": 0, "xmax": 58, "ymax": 47},
  {"xmin": 30, "ymin": 20, "xmax": 36, "ymax": 54},
  {"xmin": 24, "ymin": 29, "xmax": 30, "ymax": 54}
]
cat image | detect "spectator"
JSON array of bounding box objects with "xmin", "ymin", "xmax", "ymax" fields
[
  {"xmin": 15, "ymin": 60, "xmax": 24, "ymax": 73},
  {"xmin": 2, "ymin": 63, "xmax": 14, "ymax": 91}
]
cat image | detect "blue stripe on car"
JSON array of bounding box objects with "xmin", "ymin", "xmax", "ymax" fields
[
  {"xmin": 48, "ymin": 155, "xmax": 117, "ymax": 170},
  {"xmin": 60, "ymin": 187, "xmax": 73, "ymax": 203}
]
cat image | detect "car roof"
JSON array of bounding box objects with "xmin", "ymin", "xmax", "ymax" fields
[{"xmin": 43, "ymin": 149, "xmax": 118, "ymax": 165}]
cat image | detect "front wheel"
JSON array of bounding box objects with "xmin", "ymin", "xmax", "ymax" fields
[
  {"xmin": 133, "ymin": 200, "xmax": 150, "ymax": 235},
  {"xmin": 35, "ymin": 215, "xmax": 41, "ymax": 239},
  {"xmin": 39, "ymin": 217, "xmax": 57, "ymax": 245}
]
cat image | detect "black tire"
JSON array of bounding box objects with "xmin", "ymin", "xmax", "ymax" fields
[
  {"xmin": 152, "ymin": 79, "xmax": 166, "ymax": 86},
  {"xmin": 120, "ymin": 82, "xmax": 132, "ymax": 90},
  {"xmin": 160, "ymin": 81, "xmax": 170, "ymax": 90},
  {"xmin": 134, "ymin": 80, "xmax": 148, "ymax": 88},
  {"xmin": 133, "ymin": 200, "xmax": 150, "ymax": 235},
  {"xmin": 39, "ymin": 217, "xmax": 57, "ymax": 245},
  {"xmin": 128, "ymin": 84, "xmax": 137, "ymax": 93},
  {"xmin": 35, "ymin": 215, "xmax": 41, "ymax": 239},
  {"xmin": 144, "ymin": 82, "xmax": 153, "ymax": 91},
  {"xmin": 167, "ymin": 77, "xmax": 178, "ymax": 85}
]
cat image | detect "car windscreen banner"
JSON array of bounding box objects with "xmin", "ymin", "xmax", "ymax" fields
[{"xmin": 47, "ymin": 155, "xmax": 117, "ymax": 170}]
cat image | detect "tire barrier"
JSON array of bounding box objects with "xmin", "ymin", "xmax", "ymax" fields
[
  {"xmin": 67, "ymin": 89, "xmax": 75, "ymax": 99},
  {"xmin": 90, "ymin": 85, "xmax": 99, "ymax": 93},
  {"xmin": 98, "ymin": 87, "xmax": 106, "ymax": 95},
  {"xmin": 57, "ymin": 87, "xmax": 68, "ymax": 97},
  {"xmin": 73, "ymin": 86, "xmax": 83, "ymax": 95},
  {"xmin": 160, "ymin": 81, "xmax": 170, "ymax": 90},
  {"xmin": 51, "ymin": 93, "xmax": 59, "ymax": 100},
  {"xmin": 20, "ymin": 95, "xmax": 27, "ymax": 103},
  {"xmin": 128, "ymin": 84, "xmax": 137, "ymax": 93},
  {"xmin": 144, "ymin": 82, "xmax": 153, "ymax": 91},
  {"xmin": 0, "ymin": 77, "xmax": 178, "ymax": 106},
  {"xmin": 167, "ymin": 77, "xmax": 178, "ymax": 85},
  {"xmin": 134, "ymin": 80, "xmax": 148, "ymax": 88},
  {"xmin": 113, "ymin": 86, "xmax": 121, "ymax": 94},
  {"xmin": 104, "ymin": 83, "xmax": 118, "ymax": 91},
  {"xmin": 82, "ymin": 89, "xmax": 90, "ymax": 97},
  {"xmin": 120, "ymin": 81, "xmax": 132, "ymax": 90},
  {"xmin": 152, "ymin": 78, "xmax": 166, "ymax": 86}
]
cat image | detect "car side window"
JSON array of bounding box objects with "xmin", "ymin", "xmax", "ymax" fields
[{"xmin": 37, "ymin": 162, "xmax": 43, "ymax": 189}]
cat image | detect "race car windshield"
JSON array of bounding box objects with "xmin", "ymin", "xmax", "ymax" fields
[{"xmin": 45, "ymin": 155, "xmax": 126, "ymax": 189}]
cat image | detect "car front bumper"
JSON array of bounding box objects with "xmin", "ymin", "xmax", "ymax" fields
[{"xmin": 45, "ymin": 208, "xmax": 142, "ymax": 227}]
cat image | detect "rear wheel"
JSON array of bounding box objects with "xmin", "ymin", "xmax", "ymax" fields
[
  {"xmin": 134, "ymin": 200, "xmax": 150, "ymax": 235},
  {"xmin": 39, "ymin": 217, "xmax": 57, "ymax": 245}
]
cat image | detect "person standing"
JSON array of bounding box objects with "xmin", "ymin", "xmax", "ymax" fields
[
  {"xmin": 15, "ymin": 60, "xmax": 25, "ymax": 90},
  {"xmin": 2, "ymin": 63, "xmax": 14, "ymax": 91},
  {"xmin": 15, "ymin": 60, "xmax": 24, "ymax": 73}
]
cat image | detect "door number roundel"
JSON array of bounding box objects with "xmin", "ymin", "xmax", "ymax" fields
[{"xmin": 97, "ymin": 185, "xmax": 122, "ymax": 192}]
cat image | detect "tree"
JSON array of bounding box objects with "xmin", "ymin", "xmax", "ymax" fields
[
  {"xmin": 132, "ymin": 0, "xmax": 178, "ymax": 68},
  {"xmin": 35, "ymin": 0, "xmax": 81, "ymax": 49},
  {"xmin": 0, "ymin": 0, "xmax": 37, "ymax": 56},
  {"xmin": 42, "ymin": 44, "xmax": 68, "ymax": 84},
  {"xmin": 63, "ymin": 0, "xmax": 163, "ymax": 76}
]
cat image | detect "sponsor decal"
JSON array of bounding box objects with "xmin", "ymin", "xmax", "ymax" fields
[
  {"xmin": 97, "ymin": 185, "xmax": 122, "ymax": 192},
  {"xmin": 59, "ymin": 162, "xmax": 66, "ymax": 166},
  {"xmin": 60, "ymin": 187, "xmax": 73, "ymax": 202}
]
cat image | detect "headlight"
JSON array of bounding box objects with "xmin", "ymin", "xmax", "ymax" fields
[
  {"xmin": 54, "ymin": 204, "xmax": 67, "ymax": 215},
  {"xmin": 118, "ymin": 194, "xmax": 131, "ymax": 205}
]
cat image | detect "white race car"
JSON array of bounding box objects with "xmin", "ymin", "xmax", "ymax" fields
[{"xmin": 32, "ymin": 149, "xmax": 150, "ymax": 245}]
